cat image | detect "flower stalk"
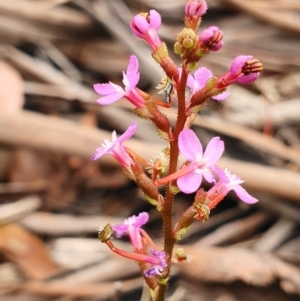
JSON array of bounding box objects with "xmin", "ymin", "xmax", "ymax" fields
[{"xmin": 92, "ymin": 2, "xmax": 262, "ymax": 301}]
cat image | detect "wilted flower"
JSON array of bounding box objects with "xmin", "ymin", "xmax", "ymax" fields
[{"xmin": 144, "ymin": 249, "xmax": 167, "ymax": 277}]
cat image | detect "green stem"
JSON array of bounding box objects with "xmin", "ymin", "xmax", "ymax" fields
[{"xmin": 156, "ymin": 64, "xmax": 188, "ymax": 301}]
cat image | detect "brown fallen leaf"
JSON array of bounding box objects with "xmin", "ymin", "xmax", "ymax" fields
[{"xmin": 0, "ymin": 223, "xmax": 62, "ymax": 279}]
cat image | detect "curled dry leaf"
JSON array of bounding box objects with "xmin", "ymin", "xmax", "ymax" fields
[{"xmin": 0, "ymin": 223, "xmax": 62, "ymax": 279}]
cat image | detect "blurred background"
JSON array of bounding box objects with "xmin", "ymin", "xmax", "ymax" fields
[{"xmin": 1, "ymin": 0, "xmax": 300, "ymax": 300}]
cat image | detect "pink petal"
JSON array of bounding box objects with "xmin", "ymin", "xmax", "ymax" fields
[
  {"xmin": 230, "ymin": 55, "xmax": 253, "ymax": 75},
  {"xmin": 118, "ymin": 122, "xmax": 137, "ymax": 143},
  {"xmin": 123, "ymin": 71, "xmax": 140, "ymax": 91},
  {"xmin": 195, "ymin": 1, "xmax": 208, "ymax": 17},
  {"xmin": 200, "ymin": 26, "xmax": 219, "ymax": 42},
  {"xmin": 203, "ymin": 170, "xmax": 216, "ymax": 183},
  {"xmin": 186, "ymin": 73, "xmax": 196, "ymax": 90},
  {"xmin": 126, "ymin": 55, "xmax": 139, "ymax": 81},
  {"xmin": 124, "ymin": 88, "xmax": 145, "ymax": 107},
  {"xmin": 204, "ymin": 137, "xmax": 224, "ymax": 165},
  {"xmin": 177, "ymin": 172, "xmax": 202, "ymax": 194},
  {"xmin": 130, "ymin": 20, "xmax": 142, "ymax": 38},
  {"xmin": 94, "ymin": 83, "xmax": 116, "ymax": 95},
  {"xmin": 212, "ymin": 91, "xmax": 230, "ymax": 101},
  {"xmin": 133, "ymin": 212, "xmax": 149, "ymax": 227},
  {"xmin": 236, "ymin": 73, "xmax": 260, "ymax": 84},
  {"xmin": 96, "ymin": 92, "xmax": 123, "ymax": 105},
  {"xmin": 194, "ymin": 67, "xmax": 213, "ymax": 90},
  {"xmin": 186, "ymin": 1, "xmax": 198, "ymax": 15},
  {"xmin": 211, "ymin": 165, "xmax": 228, "ymax": 183},
  {"xmin": 149, "ymin": 10, "xmax": 161, "ymax": 30},
  {"xmin": 133, "ymin": 15, "xmax": 150, "ymax": 34},
  {"xmin": 233, "ymin": 185, "xmax": 259, "ymax": 204},
  {"xmin": 91, "ymin": 146, "xmax": 110, "ymax": 161},
  {"xmin": 178, "ymin": 129, "xmax": 203, "ymax": 161},
  {"xmin": 112, "ymin": 224, "xmax": 129, "ymax": 237}
]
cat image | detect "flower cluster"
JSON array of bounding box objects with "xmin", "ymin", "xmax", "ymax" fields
[{"xmin": 93, "ymin": 1, "xmax": 262, "ymax": 300}]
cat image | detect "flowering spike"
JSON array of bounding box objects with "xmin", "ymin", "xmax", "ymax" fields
[{"xmin": 90, "ymin": 1, "xmax": 261, "ymax": 297}]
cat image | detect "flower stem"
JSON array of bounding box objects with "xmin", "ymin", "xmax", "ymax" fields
[{"xmin": 156, "ymin": 63, "xmax": 188, "ymax": 301}]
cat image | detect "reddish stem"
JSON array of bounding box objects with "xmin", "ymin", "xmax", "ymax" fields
[{"xmin": 157, "ymin": 63, "xmax": 189, "ymax": 301}]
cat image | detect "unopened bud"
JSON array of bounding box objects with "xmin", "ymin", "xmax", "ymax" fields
[
  {"xmin": 184, "ymin": 0, "xmax": 208, "ymax": 31},
  {"xmin": 241, "ymin": 58, "xmax": 263, "ymax": 75},
  {"xmin": 200, "ymin": 26, "xmax": 223, "ymax": 51},
  {"xmin": 174, "ymin": 28, "xmax": 198, "ymax": 57}
]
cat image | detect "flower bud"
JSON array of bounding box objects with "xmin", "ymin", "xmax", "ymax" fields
[
  {"xmin": 174, "ymin": 28, "xmax": 198, "ymax": 57},
  {"xmin": 130, "ymin": 10, "xmax": 162, "ymax": 51},
  {"xmin": 185, "ymin": 0, "xmax": 208, "ymax": 17},
  {"xmin": 184, "ymin": 0, "xmax": 208, "ymax": 31},
  {"xmin": 216, "ymin": 55, "xmax": 263, "ymax": 88},
  {"xmin": 199, "ymin": 26, "xmax": 223, "ymax": 51}
]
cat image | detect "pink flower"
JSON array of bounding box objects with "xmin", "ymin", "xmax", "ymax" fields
[
  {"xmin": 217, "ymin": 168, "xmax": 258, "ymax": 204},
  {"xmin": 177, "ymin": 129, "xmax": 224, "ymax": 194},
  {"xmin": 94, "ymin": 55, "xmax": 145, "ymax": 108},
  {"xmin": 91, "ymin": 123, "xmax": 137, "ymax": 169},
  {"xmin": 207, "ymin": 166, "xmax": 258, "ymax": 205},
  {"xmin": 185, "ymin": 0, "xmax": 208, "ymax": 18},
  {"xmin": 130, "ymin": 10, "xmax": 162, "ymax": 50},
  {"xmin": 113, "ymin": 212, "xmax": 149, "ymax": 250},
  {"xmin": 200, "ymin": 26, "xmax": 223, "ymax": 51},
  {"xmin": 230, "ymin": 55, "xmax": 260, "ymax": 84},
  {"xmin": 187, "ymin": 67, "xmax": 229, "ymax": 101}
]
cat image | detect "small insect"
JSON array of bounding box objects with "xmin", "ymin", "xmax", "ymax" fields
[{"xmin": 165, "ymin": 82, "xmax": 174, "ymax": 104}]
